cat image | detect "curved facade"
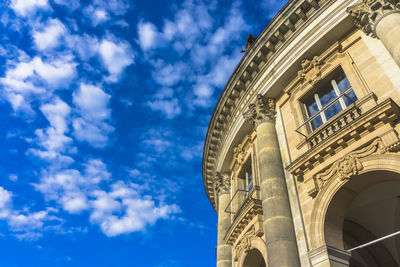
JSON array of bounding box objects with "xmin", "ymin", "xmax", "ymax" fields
[{"xmin": 203, "ymin": 0, "xmax": 400, "ymax": 266}]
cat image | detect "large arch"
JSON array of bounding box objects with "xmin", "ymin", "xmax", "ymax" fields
[{"xmin": 309, "ymin": 153, "xmax": 400, "ymax": 266}]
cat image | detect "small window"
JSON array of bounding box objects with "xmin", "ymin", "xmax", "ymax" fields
[{"xmin": 303, "ymin": 69, "xmax": 357, "ymax": 131}]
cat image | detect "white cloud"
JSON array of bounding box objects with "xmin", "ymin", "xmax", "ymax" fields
[
  {"xmin": 34, "ymin": 159, "xmax": 179, "ymax": 236},
  {"xmin": 0, "ymin": 54, "xmax": 76, "ymax": 113},
  {"xmin": 152, "ymin": 62, "xmax": 185, "ymax": 87},
  {"xmin": 0, "ymin": 186, "xmax": 61, "ymax": 240},
  {"xmin": 37, "ymin": 98, "xmax": 72, "ymax": 151},
  {"xmin": 10, "ymin": 0, "xmax": 50, "ymax": 17},
  {"xmin": 138, "ymin": 21, "xmax": 159, "ymax": 51},
  {"xmin": 148, "ymin": 98, "xmax": 181, "ymax": 119},
  {"xmin": 33, "ymin": 19, "xmax": 67, "ymax": 51},
  {"xmin": 99, "ymin": 38, "xmax": 134, "ymax": 82},
  {"xmin": 9, "ymin": 174, "xmax": 18, "ymax": 182},
  {"xmin": 193, "ymin": 84, "xmax": 213, "ymax": 107},
  {"xmin": 84, "ymin": 5, "xmax": 110, "ymax": 26},
  {"xmin": 72, "ymin": 83, "xmax": 114, "ymax": 148},
  {"xmin": 90, "ymin": 181, "xmax": 180, "ymax": 237},
  {"xmin": 53, "ymin": 0, "xmax": 80, "ymax": 10},
  {"xmin": 33, "ymin": 56, "xmax": 76, "ymax": 88},
  {"xmin": 0, "ymin": 187, "xmax": 12, "ymax": 219},
  {"xmin": 73, "ymin": 83, "xmax": 111, "ymax": 121}
]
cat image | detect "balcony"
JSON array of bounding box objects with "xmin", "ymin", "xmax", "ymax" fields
[
  {"xmin": 287, "ymin": 93, "xmax": 400, "ymax": 184},
  {"xmin": 224, "ymin": 186, "xmax": 263, "ymax": 246}
]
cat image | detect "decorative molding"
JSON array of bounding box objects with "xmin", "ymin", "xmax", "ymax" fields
[
  {"xmin": 243, "ymin": 94, "xmax": 276, "ymax": 127},
  {"xmin": 230, "ymin": 134, "xmax": 255, "ymax": 175},
  {"xmin": 224, "ymin": 195, "xmax": 263, "ymax": 246},
  {"xmin": 298, "ymin": 56, "xmax": 323, "ymax": 85},
  {"xmin": 310, "ymin": 137, "xmax": 386, "ymax": 196},
  {"xmin": 287, "ymin": 97, "xmax": 400, "ymax": 181},
  {"xmin": 233, "ymin": 218, "xmax": 264, "ymax": 262},
  {"xmin": 235, "ymin": 226, "xmax": 255, "ymax": 261},
  {"xmin": 214, "ymin": 172, "xmax": 231, "ymax": 196},
  {"xmin": 347, "ymin": 0, "xmax": 400, "ymax": 37}
]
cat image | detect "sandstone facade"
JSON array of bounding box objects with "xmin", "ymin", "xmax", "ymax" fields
[{"xmin": 203, "ymin": 0, "xmax": 400, "ymax": 266}]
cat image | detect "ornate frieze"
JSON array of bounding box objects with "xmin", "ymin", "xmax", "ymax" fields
[
  {"xmin": 243, "ymin": 94, "xmax": 276, "ymax": 127},
  {"xmin": 347, "ymin": 0, "xmax": 400, "ymax": 37},
  {"xmin": 311, "ymin": 137, "xmax": 386, "ymax": 196},
  {"xmin": 298, "ymin": 56, "xmax": 322, "ymax": 85},
  {"xmin": 214, "ymin": 172, "xmax": 231, "ymax": 196}
]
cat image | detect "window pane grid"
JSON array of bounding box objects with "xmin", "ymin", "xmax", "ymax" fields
[{"xmin": 303, "ymin": 86, "xmax": 357, "ymax": 131}]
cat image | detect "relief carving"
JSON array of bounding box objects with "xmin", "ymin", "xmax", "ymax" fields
[
  {"xmin": 214, "ymin": 172, "xmax": 231, "ymax": 196},
  {"xmin": 234, "ymin": 226, "xmax": 256, "ymax": 261},
  {"xmin": 298, "ymin": 56, "xmax": 322, "ymax": 85},
  {"xmin": 310, "ymin": 138, "xmax": 387, "ymax": 196},
  {"xmin": 347, "ymin": 0, "xmax": 400, "ymax": 37}
]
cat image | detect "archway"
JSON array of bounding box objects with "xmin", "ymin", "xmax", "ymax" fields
[
  {"xmin": 324, "ymin": 170, "xmax": 400, "ymax": 266},
  {"xmin": 242, "ymin": 248, "xmax": 266, "ymax": 267}
]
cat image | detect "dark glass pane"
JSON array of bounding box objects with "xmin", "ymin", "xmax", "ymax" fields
[
  {"xmin": 335, "ymin": 72, "xmax": 351, "ymax": 92},
  {"xmin": 310, "ymin": 115, "xmax": 323, "ymax": 130},
  {"xmin": 324, "ymin": 100, "xmax": 343, "ymax": 121},
  {"xmin": 343, "ymin": 90, "xmax": 358, "ymax": 106},
  {"xmin": 318, "ymin": 86, "xmax": 337, "ymax": 107},
  {"xmin": 305, "ymin": 97, "xmax": 319, "ymax": 116}
]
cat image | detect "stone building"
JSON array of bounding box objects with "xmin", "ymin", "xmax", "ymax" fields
[{"xmin": 202, "ymin": 0, "xmax": 400, "ymax": 266}]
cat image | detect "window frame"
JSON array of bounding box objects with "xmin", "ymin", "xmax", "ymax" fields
[{"xmin": 300, "ymin": 69, "xmax": 358, "ymax": 132}]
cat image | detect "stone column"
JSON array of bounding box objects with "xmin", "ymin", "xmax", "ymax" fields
[
  {"xmin": 244, "ymin": 94, "xmax": 300, "ymax": 267},
  {"xmin": 348, "ymin": 0, "xmax": 400, "ymax": 67},
  {"xmin": 214, "ymin": 172, "xmax": 232, "ymax": 267}
]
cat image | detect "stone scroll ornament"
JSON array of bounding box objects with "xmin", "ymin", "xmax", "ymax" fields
[
  {"xmin": 243, "ymin": 94, "xmax": 276, "ymax": 127},
  {"xmin": 347, "ymin": 0, "xmax": 400, "ymax": 37},
  {"xmin": 313, "ymin": 138, "xmax": 387, "ymax": 193},
  {"xmin": 214, "ymin": 172, "xmax": 231, "ymax": 196},
  {"xmin": 234, "ymin": 226, "xmax": 255, "ymax": 261}
]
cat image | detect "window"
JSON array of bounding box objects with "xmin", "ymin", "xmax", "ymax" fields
[{"xmin": 303, "ymin": 69, "xmax": 357, "ymax": 131}]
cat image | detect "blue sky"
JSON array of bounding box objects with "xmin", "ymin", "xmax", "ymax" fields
[{"xmin": 0, "ymin": 0, "xmax": 286, "ymax": 266}]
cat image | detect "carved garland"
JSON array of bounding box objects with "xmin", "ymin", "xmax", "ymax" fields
[
  {"xmin": 347, "ymin": 0, "xmax": 400, "ymax": 37},
  {"xmin": 308, "ymin": 137, "xmax": 387, "ymax": 196}
]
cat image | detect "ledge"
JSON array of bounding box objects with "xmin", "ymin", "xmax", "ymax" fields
[
  {"xmin": 287, "ymin": 96, "xmax": 400, "ymax": 179},
  {"xmin": 224, "ymin": 188, "xmax": 263, "ymax": 245}
]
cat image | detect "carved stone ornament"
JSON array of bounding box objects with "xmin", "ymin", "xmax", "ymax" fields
[
  {"xmin": 347, "ymin": 0, "xmax": 400, "ymax": 37},
  {"xmin": 214, "ymin": 172, "xmax": 231, "ymax": 196},
  {"xmin": 243, "ymin": 94, "xmax": 276, "ymax": 127},
  {"xmin": 311, "ymin": 138, "xmax": 386, "ymax": 196},
  {"xmin": 234, "ymin": 226, "xmax": 255, "ymax": 261},
  {"xmin": 298, "ymin": 56, "xmax": 322, "ymax": 85}
]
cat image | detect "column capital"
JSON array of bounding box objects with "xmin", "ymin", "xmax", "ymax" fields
[
  {"xmin": 347, "ymin": 0, "xmax": 400, "ymax": 37},
  {"xmin": 214, "ymin": 172, "xmax": 231, "ymax": 196},
  {"xmin": 243, "ymin": 94, "xmax": 276, "ymax": 127}
]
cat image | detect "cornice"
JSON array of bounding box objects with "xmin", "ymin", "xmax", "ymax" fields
[{"xmin": 203, "ymin": 0, "xmax": 347, "ymax": 210}]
